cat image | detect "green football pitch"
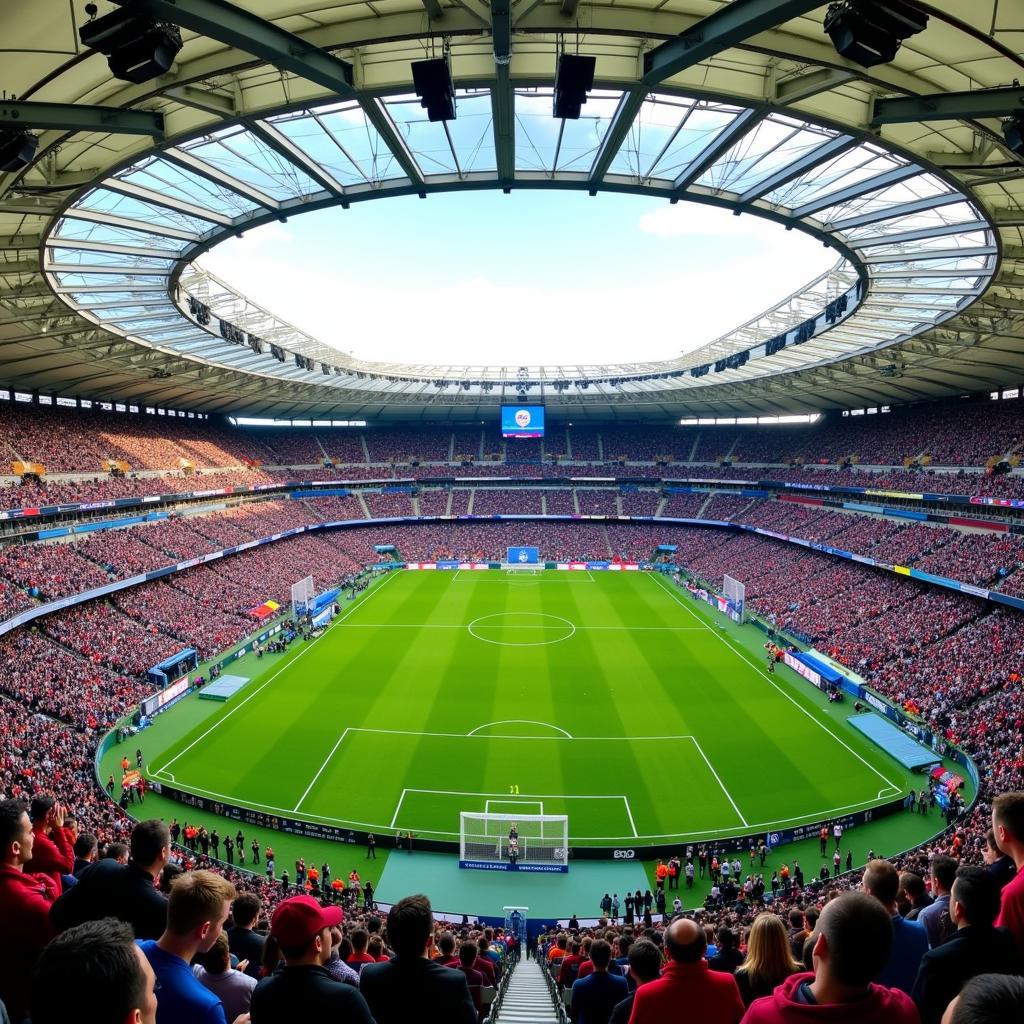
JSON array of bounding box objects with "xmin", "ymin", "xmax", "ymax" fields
[{"xmin": 149, "ymin": 569, "xmax": 914, "ymax": 846}]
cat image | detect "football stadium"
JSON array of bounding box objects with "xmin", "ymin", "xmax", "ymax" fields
[{"xmin": 2, "ymin": 3, "xmax": 1024, "ymax": 1023}]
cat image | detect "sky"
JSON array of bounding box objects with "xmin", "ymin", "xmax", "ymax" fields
[{"xmin": 200, "ymin": 190, "xmax": 834, "ymax": 367}]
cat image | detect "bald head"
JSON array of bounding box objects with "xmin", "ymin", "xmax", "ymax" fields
[{"xmin": 664, "ymin": 917, "xmax": 705, "ymax": 964}]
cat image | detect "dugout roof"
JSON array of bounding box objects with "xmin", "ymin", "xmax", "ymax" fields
[{"xmin": 1, "ymin": 1, "xmax": 1023, "ymax": 422}]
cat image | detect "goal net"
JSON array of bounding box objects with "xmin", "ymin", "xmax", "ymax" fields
[
  {"xmin": 459, "ymin": 812, "xmax": 568, "ymax": 873},
  {"xmin": 722, "ymin": 574, "xmax": 746, "ymax": 623},
  {"xmin": 290, "ymin": 575, "xmax": 315, "ymax": 618}
]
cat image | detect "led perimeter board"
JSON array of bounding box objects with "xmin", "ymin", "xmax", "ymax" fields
[{"xmin": 501, "ymin": 405, "xmax": 545, "ymax": 438}]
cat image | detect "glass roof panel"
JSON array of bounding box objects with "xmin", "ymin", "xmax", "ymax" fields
[
  {"xmin": 694, "ymin": 114, "xmax": 841, "ymax": 194},
  {"xmin": 179, "ymin": 124, "xmax": 324, "ymax": 201},
  {"xmin": 514, "ymin": 89, "xmax": 619, "ymax": 174},
  {"xmin": 812, "ymin": 172, "xmax": 951, "ymax": 223},
  {"xmin": 268, "ymin": 102, "xmax": 400, "ymax": 186},
  {"xmin": 859, "ymin": 230, "xmax": 991, "ymax": 256},
  {"xmin": 52, "ymin": 218, "xmax": 188, "ymax": 252},
  {"xmin": 384, "ymin": 91, "xmax": 496, "ymax": 176},
  {"xmin": 73, "ymin": 188, "xmax": 219, "ymax": 234},
  {"xmin": 118, "ymin": 156, "xmax": 261, "ymax": 218},
  {"xmin": 842, "ymin": 201, "xmax": 979, "ymax": 242},
  {"xmin": 48, "ymin": 247, "xmax": 174, "ymax": 271},
  {"xmin": 631, "ymin": 99, "xmax": 745, "ymax": 182},
  {"xmin": 763, "ymin": 143, "xmax": 909, "ymax": 209}
]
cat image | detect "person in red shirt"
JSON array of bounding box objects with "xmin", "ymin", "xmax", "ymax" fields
[
  {"xmin": 741, "ymin": 892, "xmax": 919, "ymax": 1024},
  {"xmin": 25, "ymin": 794, "xmax": 74, "ymax": 890},
  {"xmin": 436, "ymin": 932, "xmax": 459, "ymax": 967},
  {"xmin": 558, "ymin": 940, "xmax": 585, "ymax": 989},
  {"xmin": 628, "ymin": 916, "xmax": 744, "ymax": 1024},
  {"xmin": 347, "ymin": 927, "xmax": 377, "ymax": 966},
  {"xmin": 992, "ymin": 791, "xmax": 1024, "ymax": 957},
  {"xmin": 0, "ymin": 798, "xmax": 59, "ymax": 1022}
]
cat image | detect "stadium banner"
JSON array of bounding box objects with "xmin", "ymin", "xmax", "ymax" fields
[
  {"xmin": 459, "ymin": 861, "xmax": 568, "ymax": 874},
  {"xmin": 782, "ymin": 652, "xmax": 824, "ymax": 690},
  {"xmin": 147, "ymin": 780, "xmax": 909, "ymax": 861}
]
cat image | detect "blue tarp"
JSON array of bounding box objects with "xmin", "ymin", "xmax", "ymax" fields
[{"xmin": 848, "ymin": 713, "xmax": 940, "ymax": 772}]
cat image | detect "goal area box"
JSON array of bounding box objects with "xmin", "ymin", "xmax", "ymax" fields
[
  {"xmin": 503, "ymin": 546, "xmax": 541, "ymax": 573},
  {"xmin": 460, "ymin": 812, "xmax": 568, "ymax": 873}
]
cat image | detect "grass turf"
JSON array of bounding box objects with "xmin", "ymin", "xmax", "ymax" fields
[{"xmin": 146, "ymin": 568, "xmax": 923, "ymax": 847}]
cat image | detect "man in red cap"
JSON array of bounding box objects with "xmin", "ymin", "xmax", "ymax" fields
[{"xmin": 250, "ymin": 895, "xmax": 374, "ymax": 1022}]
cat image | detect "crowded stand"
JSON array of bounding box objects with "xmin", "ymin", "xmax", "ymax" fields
[
  {"xmin": 364, "ymin": 428, "xmax": 450, "ymax": 464},
  {"xmin": 362, "ymin": 491, "xmax": 415, "ymax": 518},
  {"xmin": 415, "ymin": 488, "xmax": 450, "ymax": 516},
  {"xmin": 576, "ymin": 489, "xmax": 620, "ymax": 515},
  {"xmin": 540, "ymin": 488, "xmax": 577, "ymax": 515},
  {"xmin": 471, "ymin": 488, "xmax": 544, "ymax": 515}
]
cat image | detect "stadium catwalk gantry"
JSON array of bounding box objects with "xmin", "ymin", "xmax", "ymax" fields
[{"xmin": 1, "ymin": 1, "xmax": 1024, "ymax": 421}]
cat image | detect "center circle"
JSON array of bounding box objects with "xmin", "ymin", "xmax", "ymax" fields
[{"xmin": 467, "ymin": 612, "xmax": 577, "ymax": 647}]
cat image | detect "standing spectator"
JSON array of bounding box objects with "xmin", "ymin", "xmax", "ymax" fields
[
  {"xmin": 0, "ymin": 798, "xmax": 58, "ymax": 1022},
  {"xmin": 900, "ymin": 872, "xmax": 933, "ymax": 921},
  {"xmin": 741, "ymin": 893, "xmax": 919, "ymax": 1024},
  {"xmin": 250, "ymin": 895, "xmax": 373, "ymax": 1023},
  {"xmin": 862, "ymin": 858, "xmax": 928, "ymax": 995},
  {"xmin": 917, "ymin": 856, "xmax": 958, "ymax": 949},
  {"xmin": 192, "ymin": 933, "xmax": 256, "ymax": 1022},
  {"xmin": 72, "ymin": 833, "xmax": 99, "ymax": 877},
  {"xmin": 138, "ymin": 870, "xmax": 237, "ymax": 1024},
  {"xmin": 941, "ymin": 974, "xmax": 1024, "ymax": 1024},
  {"xmin": 734, "ymin": 914, "xmax": 802, "ymax": 1008},
  {"xmin": 51, "ymin": 819, "xmax": 170, "ymax": 940},
  {"xmin": 360, "ymin": 894, "xmax": 476, "ymax": 1024},
  {"xmin": 570, "ymin": 938, "xmax": 627, "ymax": 1024},
  {"xmin": 911, "ymin": 867, "xmax": 1020, "ymax": 1024},
  {"xmin": 992, "ymin": 792, "xmax": 1024, "ymax": 958},
  {"xmin": 981, "ymin": 830, "xmax": 1015, "ymax": 893},
  {"xmin": 366, "ymin": 834, "xmax": 376, "ymax": 859},
  {"xmin": 628, "ymin": 917, "xmax": 744, "ymax": 1024},
  {"xmin": 29, "ymin": 918, "xmax": 157, "ymax": 1024},
  {"xmin": 456, "ymin": 942, "xmax": 485, "ymax": 1018},
  {"xmin": 227, "ymin": 893, "xmax": 265, "ymax": 980},
  {"xmin": 709, "ymin": 928, "xmax": 745, "ymax": 975},
  {"xmin": 25, "ymin": 796, "xmax": 74, "ymax": 891},
  {"xmin": 609, "ymin": 939, "xmax": 660, "ymax": 1024}
]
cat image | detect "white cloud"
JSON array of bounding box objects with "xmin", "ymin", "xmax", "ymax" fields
[{"xmin": 637, "ymin": 202, "xmax": 788, "ymax": 240}]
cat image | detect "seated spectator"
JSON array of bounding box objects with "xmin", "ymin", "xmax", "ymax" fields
[
  {"xmin": 862, "ymin": 858, "xmax": 928, "ymax": 994},
  {"xmin": 992, "ymin": 792, "xmax": 1024, "ymax": 957},
  {"xmin": 917, "ymin": 856, "xmax": 958, "ymax": 949},
  {"xmin": 709, "ymin": 927, "xmax": 745, "ymax": 975},
  {"xmin": 226, "ymin": 893, "xmax": 265, "ymax": 980},
  {"xmin": 138, "ymin": 869, "xmax": 238, "ymax": 1024},
  {"xmin": 742, "ymin": 892, "xmax": 919, "ymax": 1024},
  {"xmin": 456, "ymin": 941, "xmax": 484, "ymax": 1018},
  {"xmin": 0, "ymin": 798, "xmax": 59, "ymax": 1022},
  {"xmin": 25, "ymin": 796, "xmax": 74, "ymax": 891},
  {"xmin": 734, "ymin": 913, "xmax": 802, "ymax": 1008},
  {"xmin": 942, "ymin": 973, "xmax": 1024, "ymax": 1024},
  {"xmin": 570, "ymin": 938, "xmax": 627, "ymax": 1023},
  {"xmin": 628, "ymin": 916, "xmax": 744, "ymax": 1024},
  {"xmin": 192, "ymin": 933, "xmax": 257, "ymax": 1022},
  {"xmin": 30, "ymin": 918, "xmax": 157, "ymax": 1024},
  {"xmin": 610, "ymin": 939, "xmax": 661, "ymax": 1024},
  {"xmin": 51, "ymin": 819, "xmax": 170, "ymax": 940},
  {"xmin": 360, "ymin": 894, "xmax": 476, "ymax": 1024},
  {"xmin": 912, "ymin": 866, "xmax": 1020, "ymax": 1024},
  {"xmin": 251, "ymin": 895, "xmax": 373, "ymax": 1023}
]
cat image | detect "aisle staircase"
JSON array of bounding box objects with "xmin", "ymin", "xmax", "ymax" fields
[{"xmin": 493, "ymin": 959, "xmax": 562, "ymax": 1024}]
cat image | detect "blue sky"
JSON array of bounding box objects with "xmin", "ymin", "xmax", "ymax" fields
[{"xmin": 202, "ymin": 190, "xmax": 833, "ymax": 366}]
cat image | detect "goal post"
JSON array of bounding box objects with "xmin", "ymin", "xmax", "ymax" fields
[
  {"xmin": 290, "ymin": 575, "xmax": 314, "ymax": 618},
  {"xmin": 459, "ymin": 812, "xmax": 568, "ymax": 873},
  {"xmin": 722, "ymin": 574, "xmax": 746, "ymax": 623}
]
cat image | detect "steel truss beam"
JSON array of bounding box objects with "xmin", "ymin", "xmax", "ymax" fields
[
  {"xmin": 0, "ymin": 101, "xmax": 164, "ymax": 138},
  {"xmin": 871, "ymin": 86, "xmax": 1024, "ymax": 127},
  {"xmin": 789, "ymin": 164, "xmax": 921, "ymax": 220},
  {"xmin": 673, "ymin": 108, "xmax": 763, "ymax": 190},
  {"xmin": 245, "ymin": 120, "xmax": 346, "ymax": 200},
  {"xmin": 61, "ymin": 207, "xmax": 204, "ymax": 243},
  {"xmin": 492, "ymin": 67, "xmax": 516, "ymax": 185},
  {"xmin": 826, "ymin": 190, "xmax": 965, "ymax": 231},
  {"xmin": 738, "ymin": 135, "xmax": 856, "ymax": 204},
  {"xmin": 357, "ymin": 99, "xmax": 425, "ymax": 189},
  {"xmin": 643, "ymin": 0, "xmax": 826, "ymax": 85},
  {"xmin": 161, "ymin": 148, "xmax": 279, "ymax": 209},
  {"xmin": 589, "ymin": 88, "xmax": 647, "ymax": 187},
  {"xmin": 121, "ymin": 0, "xmax": 355, "ymax": 96}
]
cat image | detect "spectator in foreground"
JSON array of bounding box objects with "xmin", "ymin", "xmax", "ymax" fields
[
  {"xmin": 941, "ymin": 973, "xmax": 1024, "ymax": 1024},
  {"xmin": 25, "ymin": 796, "xmax": 74, "ymax": 890},
  {"xmin": 862, "ymin": 858, "xmax": 928, "ymax": 994},
  {"xmin": 709, "ymin": 927, "xmax": 745, "ymax": 975},
  {"xmin": 609, "ymin": 939, "xmax": 661, "ymax": 1024},
  {"xmin": 51, "ymin": 819, "xmax": 170, "ymax": 939},
  {"xmin": 30, "ymin": 918, "xmax": 157, "ymax": 1024},
  {"xmin": 570, "ymin": 938, "xmax": 627, "ymax": 1024},
  {"xmin": 734, "ymin": 913, "xmax": 802, "ymax": 1008},
  {"xmin": 741, "ymin": 892, "xmax": 919, "ymax": 1024},
  {"xmin": 0, "ymin": 798, "xmax": 58, "ymax": 1022},
  {"xmin": 911, "ymin": 867, "xmax": 1020, "ymax": 1024},
  {"xmin": 360, "ymin": 894, "xmax": 477, "ymax": 1024},
  {"xmin": 138, "ymin": 870, "xmax": 238, "ymax": 1024},
  {"xmin": 227, "ymin": 894, "xmax": 265, "ymax": 980},
  {"xmin": 251, "ymin": 895, "xmax": 372, "ymax": 1022},
  {"xmin": 992, "ymin": 792, "xmax": 1024, "ymax": 957},
  {"xmin": 193, "ymin": 933, "xmax": 257, "ymax": 1022},
  {"xmin": 917, "ymin": 856, "xmax": 958, "ymax": 949},
  {"xmin": 628, "ymin": 916, "xmax": 744, "ymax": 1024}
]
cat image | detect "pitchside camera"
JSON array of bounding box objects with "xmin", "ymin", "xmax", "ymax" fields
[
  {"xmin": 79, "ymin": 5, "xmax": 184, "ymax": 84},
  {"xmin": 553, "ymin": 54, "xmax": 596, "ymax": 120},
  {"xmin": 411, "ymin": 58, "xmax": 456, "ymax": 122},
  {"xmin": 824, "ymin": 1, "xmax": 928, "ymax": 68}
]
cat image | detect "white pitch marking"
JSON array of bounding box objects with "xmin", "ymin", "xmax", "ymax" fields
[
  {"xmin": 688, "ymin": 735, "xmax": 748, "ymax": 827},
  {"xmin": 294, "ymin": 728, "xmax": 351, "ymax": 812},
  {"xmin": 650, "ymin": 572, "xmax": 901, "ymax": 794},
  {"xmin": 622, "ymin": 797, "xmax": 639, "ymax": 838},
  {"xmin": 153, "ymin": 569, "xmax": 402, "ymax": 777},
  {"xmin": 467, "ymin": 720, "xmax": 573, "ymax": 738}
]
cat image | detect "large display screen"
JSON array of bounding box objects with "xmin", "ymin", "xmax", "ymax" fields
[
  {"xmin": 501, "ymin": 405, "xmax": 545, "ymax": 438},
  {"xmin": 140, "ymin": 675, "xmax": 190, "ymax": 717}
]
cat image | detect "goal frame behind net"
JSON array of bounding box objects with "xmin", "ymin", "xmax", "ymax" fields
[
  {"xmin": 459, "ymin": 811, "xmax": 569, "ymax": 873},
  {"xmin": 722, "ymin": 574, "xmax": 746, "ymax": 623},
  {"xmin": 290, "ymin": 575, "xmax": 315, "ymax": 618}
]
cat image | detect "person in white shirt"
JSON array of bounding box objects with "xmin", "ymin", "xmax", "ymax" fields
[{"xmin": 192, "ymin": 932, "xmax": 257, "ymax": 1022}]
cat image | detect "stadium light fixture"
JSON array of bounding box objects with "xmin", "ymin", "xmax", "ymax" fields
[
  {"xmin": 411, "ymin": 57, "xmax": 456, "ymax": 122},
  {"xmin": 0, "ymin": 128, "xmax": 39, "ymax": 172},
  {"xmin": 553, "ymin": 54, "xmax": 596, "ymax": 120},
  {"xmin": 79, "ymin": 3, "xmax": 184, "ymax": 84},
  {"xmin": 823, "ymin": 1, "xmax": 928, "ymax": 68},
  {"xmin": 1003, "ymin": 113, "xmax": 1024, "ymax": 158}
]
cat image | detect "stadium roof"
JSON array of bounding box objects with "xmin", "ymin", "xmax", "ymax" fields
[{"xmin": 1, "ymin": 0, "xmax": 1023, "ymax": 422}]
